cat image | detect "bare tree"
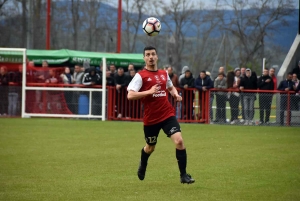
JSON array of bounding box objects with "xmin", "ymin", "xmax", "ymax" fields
[
  {"xmin": 71, "ymin": 0, "xmax": 80, "ymax": 50},
  {"xmin": 123, "ymin": 0, "xmax": 145, "ymax": 53},
  {"xmin": 153, "ymin": 0, "xmax": 195, "ymax": 72},
  {"xmin": 219, "ymin": 0, "xmax": 295, "ymax": 71}
]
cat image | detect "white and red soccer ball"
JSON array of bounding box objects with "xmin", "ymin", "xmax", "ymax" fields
[{"xmin": 142, "ymin": 17, "xmax": 161, "ymax": 36}]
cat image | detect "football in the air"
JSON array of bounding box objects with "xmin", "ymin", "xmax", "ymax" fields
[{"xmin": 142, "ymin": 17, "xmax": 161, "ymax": 36}]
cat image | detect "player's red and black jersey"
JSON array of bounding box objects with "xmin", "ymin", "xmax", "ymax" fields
[{"xmin": 127, "ymin": 69, "xmax": 175, "ymax": 125}]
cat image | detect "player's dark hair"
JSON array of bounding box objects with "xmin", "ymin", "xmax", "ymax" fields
[
  {"xmin": 226, "ymin": 71, "xmax": 235, "ymax": 88},
  {"xmin": 143, "ymin": 46, "xmax": 157, "ymax": 56}
]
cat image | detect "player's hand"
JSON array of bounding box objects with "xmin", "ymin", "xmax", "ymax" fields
[
  {"xmin": 173, "ymin": 94, "xmax": 182, "ymax": 102},
  {"xmin": 149, "ymin": 84, "xmax": 160, "ymax": 94},
  {"xmin": 265, "ymin": 79, "xmax": 271, "ymax": 83}
]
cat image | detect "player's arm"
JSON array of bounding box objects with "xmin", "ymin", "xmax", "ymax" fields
[
  {"xmin": 168, "ymin": 86, "xmax": 182, "ymax": 102},
  {"xmin": 128, "ymin": 85, "xmax": 158, "ymax": 100}
]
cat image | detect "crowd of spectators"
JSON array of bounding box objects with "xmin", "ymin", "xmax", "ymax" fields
[{"xmin": 1, "ymin": 59, "xmax": 300, "ymax": 125}]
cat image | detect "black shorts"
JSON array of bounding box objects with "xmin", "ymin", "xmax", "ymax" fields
[{"xmin": 143, "ymin": 116, "xmax": 181, "ymax": 145}]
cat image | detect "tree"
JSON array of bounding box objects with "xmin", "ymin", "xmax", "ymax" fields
[
  {"xmin": 153, "ymin": 0, "xmax": 195, "ymax": 73},
  {"xmin": 219, "ymin": 0, "xmax": 295, "ymax": 72}
]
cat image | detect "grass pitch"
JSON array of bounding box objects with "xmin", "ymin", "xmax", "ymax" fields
[{"xmin": 0, "ymin": 118, "xmax": 299, "ymax": 201}]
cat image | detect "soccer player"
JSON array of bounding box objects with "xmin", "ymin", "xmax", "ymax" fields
[{"xmin": 127, "ymin": 46, "xmax": 195, "ymax": 184}]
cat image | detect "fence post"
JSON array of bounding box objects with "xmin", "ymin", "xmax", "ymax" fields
[{"xmin": 287, "ymin": 92, "xmax": 291, "ymax": 126}]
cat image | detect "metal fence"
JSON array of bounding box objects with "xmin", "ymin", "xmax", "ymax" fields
[{"xmin": 0, "ymin": 84, "xmax": 299, "ymax": 126}]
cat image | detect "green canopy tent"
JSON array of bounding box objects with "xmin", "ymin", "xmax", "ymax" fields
[{"xmin": 0, "ymin": 49, "xmax": 145, "ymax": 68}]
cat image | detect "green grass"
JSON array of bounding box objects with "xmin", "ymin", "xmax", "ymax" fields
[{"xmin": 0, "ymin": 119, "xmax": 299, "ymax": 201}]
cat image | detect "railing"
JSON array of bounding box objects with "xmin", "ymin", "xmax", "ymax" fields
[{"xmin": 1, "ymin": 83, "xmax": 299, "ymax": 126}]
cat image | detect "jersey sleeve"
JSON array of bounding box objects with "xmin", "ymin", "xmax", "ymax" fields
[
  {"xmin": 166, "ymin": 71, "xmax": 173, "ymax": 88},
  {"xmin": 127, "ymin": 73, "xmax": 143, "ymax": 92}
]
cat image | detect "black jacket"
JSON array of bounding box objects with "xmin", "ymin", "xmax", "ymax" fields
[
  {"xmin": 82, "ymin": 67, "xmax": 102, "ymax": 85},
  {"xmin": 180, "ymin": 75, "xmax": 195, "ymax": 88},
  {"xmin": 114, "ymin": 73, "xmax": 127, "ymax": 87},
  {"xmin": 240, "ymin": 75, "xmax": 257, "ymax": 89},
  {"xmin": 257, "ymin": 75, "xmax": 274, "ymax": 90}
]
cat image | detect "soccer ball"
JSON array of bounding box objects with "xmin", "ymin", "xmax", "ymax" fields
[{"xmin": 142, "ymin": 17, "xmax": 161, "ymax": 36}]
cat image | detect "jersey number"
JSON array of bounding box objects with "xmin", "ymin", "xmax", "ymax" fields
[{"xmin": 147, "ymin": 136, "xmax": 157, "ymax": 143}]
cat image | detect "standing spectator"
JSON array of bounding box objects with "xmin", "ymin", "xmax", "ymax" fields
[
  {"xmin": 126, "ymin": 70, "xmax": 136, "ymax": 86},
  {"xmin": 125, "ymin": 64, "xmax": 135, "ymax": 76},
  {"xmin": 218, "ymin": 66, "xmax": 226, "ymax": 77},
  {"xmin": 60, "ymin": 67, "xmax": 74, "ymax": 112},
  {"xmin": 240, "ymin": 67, "xmax": 246, "ymax": 78},
  {"xmin": 0, "ymin": 66, "xmax": 9, "ymax": 116},
  {"xmin": 227, "ymin": 69, "xmax": 240, "ymax": 124},
  {"xmin": 72, "ymin": 65, "xmax": 84, "ymax": 114},
  {"xmin": 115, "ymin": 67, "xmax": 128, "ymax": 118},
  {"xmin": 34, "ymin": 60, "xmax": 49, "ymax": 112},
  {"xmin": 45, "ymin": 69, "xmax": 62, "ymax": 113},
  {"xmin": 179, "ymin": 70, "xmax": 195, "ymax": 120},
  {"xmin": 60, "ymin": 67, "xmax": 74, "ymax": 84},
  {"xmin": 239, "ymin": 67, "xmax": 246, "ymax": 121},
  {"xmin": 277, "ymin": 73, "xmax": 296, "ymax": 125},
  {"xmin": 214, "ymin": 73, "xmax": 227, "ymax": 123},
  {"xmin": 109, "ymin": 64, "xmax": 117, "ymax": 76},
  {"xmin": 179, "ymin": 66, "xmax": 190, "ymax": 83},
  {"xmin": 82, "ymin": 67, "xmax": 102, "ymax": 115},
  {"xmin": 167, "ymin": 66, "xmax": 180, "ymax": 88},
  {"xmin": 13, "ymin": 65, "xmax": 23, "ymax": 115},
  {"xmin": 292, "ymin": 73, "xmax": 300, "ymax": 110},
  {"xmin": 73, "ymin": 65, "xmax": 84, "ymax": 84},
  {"xmin": 206, "ymin": 71, "xmax": 214, "ymax": 121},
  {"xmin": 292, "ymin": 61, "xmax": 300, "ymax": 80},
  {"xmin": 195, "ymin": 70, "xmax": 213, "ymax": 119},
  {"xmin": 269, "ymin": 67, "xmax": 277, "ymax": 90},
  {"xmin": 257, "ymin": 68, "xmax": 274, "ymax": 125},
  {"xmin": 240, "ymin": 68, "xmax": 257, "ymax": 125}
]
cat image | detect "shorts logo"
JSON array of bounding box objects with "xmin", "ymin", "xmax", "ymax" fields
[{"xmin": 169, "ymin": 127, "xmax": 178, "ymax": 134}]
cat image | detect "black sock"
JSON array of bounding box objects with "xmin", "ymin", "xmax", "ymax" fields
[
  {"xmin": 141, "ymin": 147, "xmax": 150, "ymax": 167},
  {"xmin": 176, "ymin": 149, "xmax": 187, "ymax": 176}
]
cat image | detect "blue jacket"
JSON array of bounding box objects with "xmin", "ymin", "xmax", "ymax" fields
[
  {"xmin": 277, "ymin": 80, "xmax": 295, "ymax": 91},
  {"xmin": 195, "ymin": 75, "xmax": 213, "ymax": 91}
]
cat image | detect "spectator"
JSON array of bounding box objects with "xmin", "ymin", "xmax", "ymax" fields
[
  {"xmin": 60, "ymin": 67, "xmax": 74, "ymax": 113},
  {"xmin": 218, "ymin": 66, "xmax": 226, "ymax": 77},
  {"xmin": 179, "ymin": 66, "xmax": 190, "ymax": 83},
  {"xmin": 34, "ymin": 60, "xmax": 49, "ymax": 112},
  {"xmin": 214, "ymin": 72, "xmax": 227, "ymax": 123},
  {"xmin": 269, "ymin": 67, "xmax": 277, "ymax": 90},
  {"xmin": 167, "ymin": 66, "xmax": 180, "ymax": 88},
  {"xmin": 206, "ymin": 71, "xmax": 214, "ymax": 121},
  {"xmin": 257, "ymin": 68, "xmax": 274, "ymax": 125},
  {"xmin": 115, "ymin": 67, "xmax": 128, "ymax": 118},
  {"xmin": 0, "ymin": 66, "xmax": 9, "ymax": 116},
  {"xmin": 292, "ymin": 61, "xmax": 300, "ymax": 80},
  {"xmin": 240, "ymin": 68, "xmax": 257, "ymax": 125},
  {"xmin": 73, "ymin": 65, "xmax": 84, "ymax": 84},
  {"xmin": 195, "ymin": 70, "xmax": 213, "ymax": 119},
  {"xmin": 11, "ymin": 65, "xmax": 23, "ymax": 115},
  {"xmin": 277, "ymin": 72, "xmax": 296, "ymax": 125},
  {"xmin": 60, "ymin": 67, "xmax": 74, "ymax": 84},
  {"xmin": 82, "ymin": 67, "xmax": 102, "ymax": 115},
  {"xmin": 72, "ymin": 65, "xmax": 84, "ymax": 114},
  {"xmin": 291, "ymin": 73, "xmax": 299, "ymax": 110},
  {"xmin": 105, "ymin": 70, "xmax": 115, "ymax": 86},
  {"xmin": 179, "ymin": 70, "xmax": 195, "ymax": 119},
  {"xmin": 126, "ymin": 70, "xmax": 136, "ymax": 86},
  {"xmin": 109, "ymin": 64, "xmax": 117, "ymax": 76},
  {"xmin": 227, "ymin": 69, "xmax": 240, "ymax": 124},
  {"xmin": 45, "ymin": 69, "xmax": 61, "ymax": 84},
  {"xmin": 241, "ymin": 67, "xmax": 246, "ymax": 78},
  {"xmin": 82, "ymin": 67, "xmax": 102, "ymax": 86},
  {"xmin": 125, "ymin": 64, "xmax": 135, "ymax": 76}
]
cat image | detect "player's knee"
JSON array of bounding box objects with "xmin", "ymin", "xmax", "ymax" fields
[
  {"xmin": 174, "ymin": 137, "xmax": 184, "ymax": 147},
  {"xmin": 145, "ymin": 145, "xmax": 155, "ymax": 153}
]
